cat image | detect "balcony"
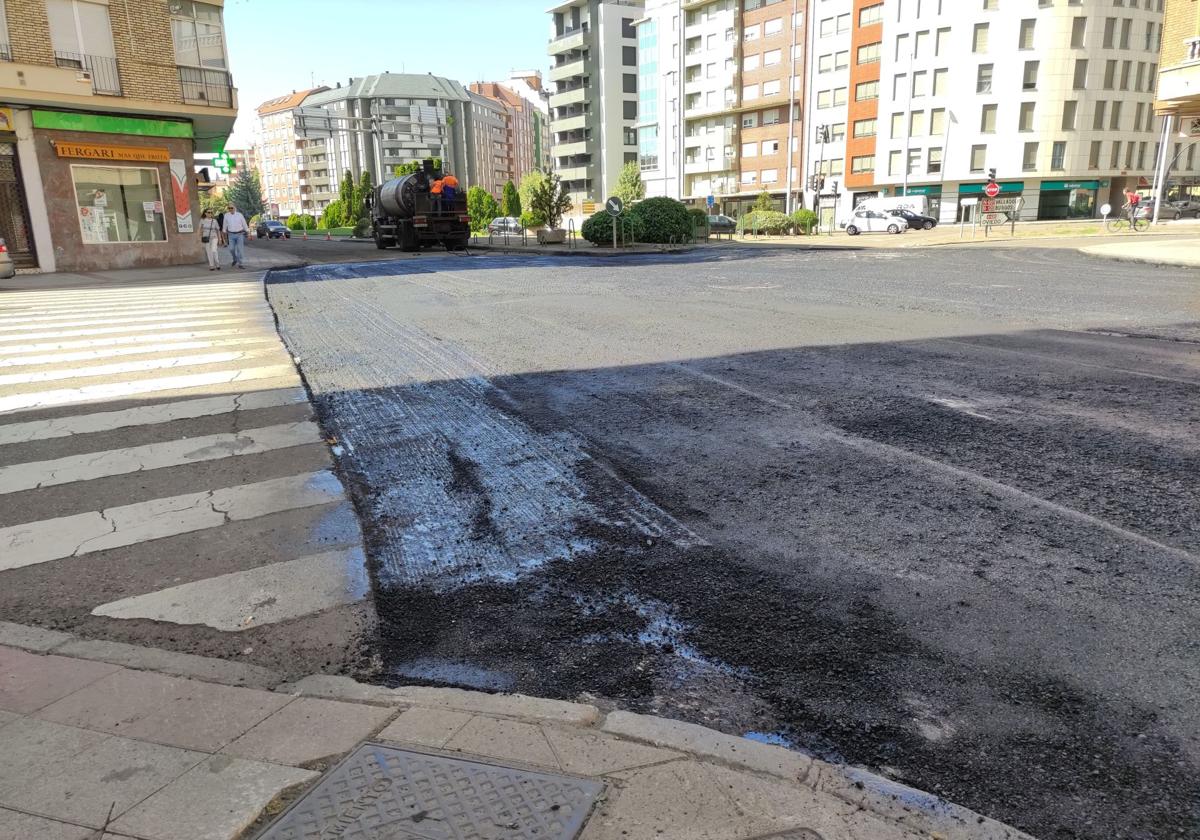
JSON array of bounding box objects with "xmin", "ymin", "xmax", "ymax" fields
[
  {"xmin": 556, "ymin": 165, "xmax": 592, "ymax": 181},
  {"xmin": 549, "ymin": 26, "xmax": 588, "ymax": 55},
  {"xmin": 551, "ymin": 113, "xmax": 588, "ymax": 133},
  {"xmin": 1187, "ymin": 36, "xmax": 1200, "ymax": 63},
  {"xmin": 54, "ymin": 51, "xmax": 120, "ymax": 95},
  {"xmin": 550, "ymin": 86, "xmax": 588, "ymax": 108},
  {"xmin": 550, "ymin": 58, "xmax": 587, "ymax": 83},
  {"xmin": 179, "ymin": 66, "xmax": 235, "ymax": 109},
  {"xmin": 554, "ymin": 140, "xmax": 589, "ymax": 156},
  {"xmin": 1157, "ymin": 38, "xmax": 1200, "ymax": 107}
]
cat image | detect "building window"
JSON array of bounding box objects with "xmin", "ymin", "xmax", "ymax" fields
[
  {"xmin": 1019, "ymin": 102, "xmax": 1035, "ymax": 132},
  {"xmin": 764, "ymin": 49, "xmax": 782, "ymax": 66},
  {"xmin": 1103, "ymin": 17, "xmax": 1116, "ymax": 49},
  {"xmin": 910, "ymin": 110, "xmax": 926, "ymax": 136},
  {"xmin": 764, "ymin": 17, "xmax": 783, "ymax": 35},
  {"xmin": 746, "ymin": 53, "xmax": 761, "ymax": 71},
  {"xmin": 169, "ymin": 1, "xmax": 227, "ymax": 69},
  {"xmin": 1062, "ymin": 100, "xmax": 1077, "ymax": 130},
  {"xmin": 851, "ymin": 154, "xmax": 875, "ymax": 174},
  {"xmin": 972, "ymin": 22, "xmax": 989, "ymax": 53},
  {"xmin": 858, "ymin": 4, "xmax": 882, "ymax": 26},
  {"xmin": 763, "ymin": 108, "xmax": 781, "ymax": 125},
  {"xmin": 977, "ymin": 64, "xmax": 992, "ymax": 94},
  {"xmin": 1110, "ymin": 141, "xmax": 1122, "ymax": 169},
  {"xmin": 1103, "ymin": 59, "xmax": 1116, "ymax": 89},
  {"xmin": 980, "ymin": 104, "xmax": 997, "ymax": 133},
  {"xmin": 1089, "ymin": 140, "xmax": 1102, "ymax": 170},
  {"xmin": 741, "ymin": 171, "xmax": 757, "ymax": 185},
  {"xmin": 1071, "ymin": 17, "xmax": 1086, "ymax": 48},
  {"xmin": 833, "ymin": 87, "xmax": 847, "ymax": 106},
  {"xmin": 930, "ymin": 108, "xmax": 945, "ymax": 135},
  {"xmin": 1110, "ymin": 100, "xmax": 1122, "ymax": 130},
  {"xmin": 1022, "ymin": 142, "xmax": 1038, "ymax": 171},
  {"xmin": 928, "ymin": 147, "xmax": 942, "ymax": 174},
  {"xmin": 935, "ymin": 26, "xmax": 951, "ymax": 56},
  {"xmin": 1023, "ymin": 61, "xmax": 1039, "ymax": 91},
  {"xmin": 912, "ymin": 70, "xmax": 928, "ymax": 97},
  {"xmin": 1051, "ymin": 141, "xmax": 1066, "ymax": 170},
  {"xmin": 858, "ymin": 42, "xmax": 881, "ymax": 64},
  {"xmin": 762, "ymin": 79, "xmax": 781, "ymax": 96},
  {"xmin": 1073, "ymin": 59, "xmax": 1088, "ymax": 89},
  {"xmin": 970, "ymin": 144, "xmax": 987, "ymax": 172},
  {"xmin": 1018, "ymin": 19, "xmax": 1035, "ymax": 50},
  {"xmin": 891, "ymin": 112, "xmax": 904, "ymax": 139},
  {"xmin": 761, "ymin": 168, "xmax": 778, "ymax": 184},
  {"xmin": 855, "ymin": 80, "xmax": 879, "ymax": 101},
  {"xmin": 907, "ymin": 149, "xmax": 920, "ymax": 175},
  {"xmin": 743, "ymin": 84, "xmax": 759, "ymax": 100},
  {"xmin": 853, "ymin": 118, "xmax": 876, "ymax": 138},
  {"xmin": 1119, "ymin": 17, "xmax": 1131, "ymax": 50},
  {"xmin": 889, "ymin": 150, "xmax": 902, "ymax": 176},
  {"xmin": 72, "ymin": 165, "xmax": 167, "ymax": 244},
  {"xmin": 49, "ymin": 0, "xmax": 120, "ymax": 93}
]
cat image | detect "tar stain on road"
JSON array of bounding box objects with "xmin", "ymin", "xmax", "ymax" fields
[{"xmin": 267, "ymin": 253, "xmax": 1200, "ymax": 840}]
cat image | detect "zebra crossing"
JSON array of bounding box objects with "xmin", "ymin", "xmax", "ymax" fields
[{"xmin": 0, "ymin": 276, "xmax": 371, "ymax": 653}]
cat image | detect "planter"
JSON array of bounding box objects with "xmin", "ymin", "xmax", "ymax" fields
[{"xmin": 537, "ymin": 228, "xmax": 566, "ymax": 245}]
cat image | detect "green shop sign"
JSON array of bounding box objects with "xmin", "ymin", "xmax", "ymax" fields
[
  {"xmin": 898, "ymin": 185, "xmax": 940, "ymax": 196},
  {"xmin": 959, "ymin": 182, "xmax": 1024, "ymax": 195},
  {"xmin": 32, "ymin": 110, "xmax": 193, "ymax": 139},
  {"xmin": 1040, "ymin": 180, "xmax": 1100, "ymax": 191}
]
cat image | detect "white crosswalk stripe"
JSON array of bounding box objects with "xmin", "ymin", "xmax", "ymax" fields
[{"xmin": 0, "ymin": 278, "xmax": 367, "ymax": 635}]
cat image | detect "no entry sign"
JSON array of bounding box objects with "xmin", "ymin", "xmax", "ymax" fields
[{"xmin": 984, "ymin": 182, "xmax": 1001, "ymax": 198}]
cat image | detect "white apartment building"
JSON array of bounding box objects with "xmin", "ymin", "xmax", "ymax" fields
[
  {"xmin": 634, "ymin": 0, "xmax": 683, "ymax": 199},
  {"xmin": 548, "ymin": 0, "xmax": 644, "ymax": 208},
  {"xmin": 808, "ymin": 0, "xmax": 1174, "ymax": 224}
]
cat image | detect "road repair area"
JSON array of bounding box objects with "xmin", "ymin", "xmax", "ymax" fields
[{"xmin": 265, "ymin": 246, "xmax": 1200, "ymax": 840}]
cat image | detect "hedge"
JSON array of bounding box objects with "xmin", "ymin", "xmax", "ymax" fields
[
  {"xmin": 581, "ymin": 209, "xmax": 645, "ymax": 246},
  {"xmin": 629, "ymin": 196, "xmax": 691, "ymax": 243}
]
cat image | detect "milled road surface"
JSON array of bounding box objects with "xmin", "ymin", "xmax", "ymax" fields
[{"xmin": 266, "ymin": 247, "xmax": 1200, "ymax": 840}]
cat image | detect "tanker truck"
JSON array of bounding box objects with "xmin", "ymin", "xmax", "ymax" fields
[{"xmin": 368, "ymin": 159, "xmax": 471, "ymax": 251}]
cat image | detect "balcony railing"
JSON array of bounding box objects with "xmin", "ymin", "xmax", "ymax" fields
[
  {"xmin": 54, "ymin": 51, "xmax": 121, "ymax": 95},
  {"xmin": 179, "ymin": 66, "xmax": 234, "ymax": 108}
]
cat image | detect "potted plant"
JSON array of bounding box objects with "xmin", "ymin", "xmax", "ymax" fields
[{"xmin": 529, "ymin": 172, "xmax": 573, "ymax": 244}]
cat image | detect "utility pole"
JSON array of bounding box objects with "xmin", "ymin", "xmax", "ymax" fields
[
  {"xmin": 901, "ymin": 37, "xmax": 915, "ymax": 197},
  {"xmin": 1150, "ymin": 115, "xmax": 1174, "ymax": 226}
]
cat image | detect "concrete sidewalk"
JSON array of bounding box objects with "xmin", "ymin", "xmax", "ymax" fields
[
  {"xmin": 1078, "ymin": 237, "xmax": 1200, "ymax": 268},
  {"xmin": 0, "ymin": 622, "xmax": 1032, "ymax": 840}
]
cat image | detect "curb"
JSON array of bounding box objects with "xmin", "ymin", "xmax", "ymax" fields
[
  {"xmin": 467, "ymin": 242, "xmax": 696, "ymax": 256},
  {"xmin": 0, "ymin": 619, "xmax": 1034, "ymax": 840},
  {"xmin": 1076, "ymin": 245, "xmax": 1200, "ymax": 269}
]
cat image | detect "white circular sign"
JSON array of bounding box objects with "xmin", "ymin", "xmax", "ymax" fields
[{"xmin": 1100, "ymin": 203, "xmax": 1112, "ymax": 216}]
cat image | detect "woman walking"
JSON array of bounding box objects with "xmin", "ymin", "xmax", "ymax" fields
[{"xmin": 200, "ymin": 209, "xmax": 221, "ymax": 271}]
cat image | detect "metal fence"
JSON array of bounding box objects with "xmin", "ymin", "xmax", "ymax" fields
[
  {"xmin": 54, "ymin": 51, "xmax": 121, "ymax": 95},
  {"xmin": 179, "ymin": 66, "xmax": 234, "ymax": 108}
]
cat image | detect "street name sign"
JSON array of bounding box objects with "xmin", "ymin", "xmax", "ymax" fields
[
  {"xmin": 980, "ymin": 212, "xmax": 1009, "ymax": 224},
  {"xmin": 982, "ymin": 197, "xmax": 1021, "ymax": 212}
]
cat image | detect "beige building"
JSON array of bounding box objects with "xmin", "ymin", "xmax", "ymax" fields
[
  {"xmin": 255, "ymin": 88, "xmax": 326, "ymax": 218},
  {"xmin": 1155, "ymin": 0, "xmax": 1200, "ymax": 197},
  {"xmin": 0, "ymin": 0, "xmax": 239, "ymax": 272},
  {"xmin": 469, "ymin": 81, "xmax": 551, "ymax": 191}
]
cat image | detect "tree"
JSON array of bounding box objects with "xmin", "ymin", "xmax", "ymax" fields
[
  {"xmin": 613, "ymin": 161, "xmax": 646, "ymax": 205},
  {"xmin": 753, "ymin": 190, "xmax": 774, "ymax": 212},
  {"xmin": 394, "ymin": 157, "xmax": 443, "ymax": 178},
  {"xmin": 501, "ymin": 180, "xmax": 521, "ymax": 218},
  {"xmin": 466, "ymin": 186, "xmax": 500, "ymax": 233},
  {"xmin": 518, "ymin": 170, "xmax": 547, "ymax": 214},
  {"xmin": 200, "ymin": 188, "xmax": 226, "ymax": 217},
  {"xmin": 318, "ymin": 199, "xmax": 345, "ymax": 229},
  {"xmin": 528, "ymin": 171, "xmax": 572, "ymax": 230},
  {"xmin": 355, "ymin": 171, "xmax": 373, "ymax": 221},
  {"xmin": 338, "ymin": 170, "xmax": 355, "ymax": 218},
  {"xmin": 225, "ymin": 169, "xmax": 265, "ymax": 218}
]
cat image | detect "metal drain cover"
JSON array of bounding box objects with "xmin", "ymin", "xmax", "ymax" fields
[{"xmin": 257, "ymin": 742, "xmax": 604, "ymax": 839}]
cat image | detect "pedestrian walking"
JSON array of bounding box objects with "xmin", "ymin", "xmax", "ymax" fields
[
  {"xmin": 199, "ymin": 210, "xmax": 221, "ymax": 271},
  {"xmin": 222, "ymin": 203, "xmax": 249, "ymax": 269}
]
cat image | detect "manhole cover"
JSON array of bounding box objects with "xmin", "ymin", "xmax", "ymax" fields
[{"xmin": 257, "ymin": 742, "xmax": 603, "ymax": 839}]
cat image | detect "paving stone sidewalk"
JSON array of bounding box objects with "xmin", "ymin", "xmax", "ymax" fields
[
  {"xmin": 0, "ymin": 622, "xmax": 1033, "ymax": 840},
  {"xmin": 1078, "ymin": 237, "xmax": 1200, "ymax": 268}
]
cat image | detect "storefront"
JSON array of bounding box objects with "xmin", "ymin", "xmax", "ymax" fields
[
  {"xmin": 955, "ymin": 181, "xmax": 1024, "ymax": 222},
  {"xmin": 0, "ymin": 107, "xmax": 37, "ymax": 268},
  {"xmin": 892, "ymin": 184, "xmax": 943, "ymax": 219},
  {"xmin": 1037, "ymin": 180, "xmax": 1100, "ymax": 220},
  {"xmin": 29, "ymin": 110, "xmax": 202, "ymax": 272}
]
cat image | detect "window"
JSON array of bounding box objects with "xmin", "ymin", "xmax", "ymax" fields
[
  {"xmin": 72, "ymin": 165, "xmax": 167, "ymax": 243},
  {"xmin": 1051, "ymin": 141, "xmax": 1066, "ymax": 170},
  {"xmin": 835, "ymin": 51, "xmax": 849, "ymax": 70},
  {"xmin": 1019, "ymin": 102, "xmax": 1035, "ymax": 132},
  {"xmin": 977, "ymin": 64, "xmax": 993, "ymax": 94},
  {"xmin": 623, "ymin": 100, "xmax": 637, "ymax": 119},
  {"xmin": 818, "ymin": 17, "xmax": 833, "ymax": 37},
  {"xmin": 1094, "ymin": 101, "xmax": 1107, "ymax": 130},
  {"xmin": 745, "ymin": 53, "xmax": 761, "ymax": 71},
  {"xmin": 890, "ymin": 113, "xmax": 904, "ymax": 138},
  {"xmin": 853, "ymin": 118, "xmax": 876, "ymax": 138},
  {"xmin": 1103, "ymin": 59, "xmax": 1116, "ymax": 89},
  {"xmin": 980, "ymin": 103, "xmax": 997, "ymax": 133},
  {"xmin": 743, "ymin": 83, "xmax": 759, "ymax": 100},
  {"xmin": 1088, "ymin": 140, "xmax": 1102, "ymax": 169},
  {"xmin": 970, "ymin": 145, "xmax": 987, "ymax": 172},
  {"xmin": 1073, "ymin": 59, "xmax": 1088, "ymax": 89},
  {"xmin": 1120, "ymin": 60, "xmax": 1131, "ymax": 90},
  {"xmin": 741, "ymin": 171, "xmax": 757, "ymax": 185},
  {"xmin": 1022, "ymin": 142, "xmax": 1038, "ymax": 171},
  {"xmin": 830, "ymin": 123, "xmax": 845, "ymax": 141},
  {"xmin": 931, "ymin": 68, "xmax": 947, "ymax": 97},
  {"xmin": 893, "ymin": 74, "xmax": 907, "ymax": 99},
  {"xmin": 837, "ymin": 13, "xmax": 850, "ymax": 32},
  {"xmin": 1109, "ymin": 100, "xmax": 1122, "ymax": 130},
  {"xmin": 858, "ymin": 42, "xmax": 881, "ymax": 64},
  {"xmin": 764, "ymin": 49, "xmax": 782, "ymax": 66},
  {"xmin": 935, "ymin": 27, "xmax": 951, "ymax": 56},
  {"xmin": 762, "ymin": 140, "xmax": 779, "ymax": 155},
  {"xmin": 1018, "ymin": 19, "xmax": 1035, "ymax": 50},
  {"xmin": 982, "ymin": 0, "xmax": 997, "ymax": 9},
  {"xmin": 1134, "ymin": 102, "xmax": 1144, "ymax": 132},
  {"xmin": 817, "ymin": 89, "xmax": 832, "ymax": 108},
  {"xmin": 908, "ymin": 111, "xmax": 925, "ymax": 136},
  {"xmin": 762, "ymin": 79, "xmax": 781, "ymax": 96},
  {"xmin": 930, "ymin": 108, "xmax": 945, "ymax": 135},
  {"xmin": 742, "ymin": 113, "xmax": 758, "ymax": 128},
  {"xmin": 1023, "ymin": 61, "xmax": 1039, "ymax": 91},
  {"xmin": 972, "ymin": 23, "xmax": 989, "ymax": 53},
  {"xmin": 928, "ymin": 147, "xmax": 942, "ymax": 173},
  {"xmin": 912, "ymin": 69, "xmax": 928, "ymax": 97},
  {"xmin": 1103, "ymin": 17, "xmax": 1116, "ymax": 48},
  {"xmin": 889, "ymin": 150, "xmax": 903, "ymax": 176},
  {"xmin": 761, "ymin": 168, "xmax": 778, "ymax": 184},
  {"xmin": 851, "ymin": 155, "xmax": 875, "ymax": 174},
  {"xmin": 764, "ymin": 17, "xmax": 783, "ymax": 35},
  {"xmin": 1125, "ymin": 142, "xmax": 1134, "ymax": 169},
  {"xmin": 623, "ymin": 73, "xmax": 636, "ymax": 93},
  {"xmin": 1135, "ymin": 62, "xmax": 1145, "ymax": 91},
  {"xmin": 50, "ymin": 0, "xmax": 119, "ymax": 65},
  {"xmin": 856, "ymin": 80, "xmax": 879, "ymax": 101},
  {"xmin": 914, "ymin": 30, "xmax": 929, "ymax": 58},
  {"xmin": 1137, "ymin": 141, "xmax": 1147, "ymax": 169},
  {"xmin": 742, "ymin": 142, "xmax": 757, "ymax": 157},
  {"xmin": 763, "ymin": 108, "xmax": 781, "ymax": 125},
  {"xmin": 833, "ymin": 87, "xmax": 847, "ymax": 105},
  {"xmin": 1062, "ymin": 100, "xmax": 1077, "ymax": 130},
  {"xmin": 907, "ymin": 149, "xmax": 920, "ymax": 174},
  {"xmin": 859, "ymin": 4, "xmax": 882, "ymax": 26},
  {"xmin": 1109, "ymin": 141, "xmax": 1121, "ymax": 168},
  {"xmin": 1119, "ymin": 17, "xmax": 1131, "ymax": 50},
  {"xmin": 623, "ymin": 45, "xmax": 636, "ymax": 66},
  {"xmin": 1071, "ymin": 17, "xmax": 1086, "ymax": 48},
  {"xmin": 169, "ymin": 0, "xmax": 226, "ymax": 69}
]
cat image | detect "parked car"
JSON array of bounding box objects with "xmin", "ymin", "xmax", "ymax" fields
[
  {"xmin": 1168, "ymin": 199, "xmax": 1200, "ymax": 218},
  {"xmin": 707, "ymin": 214, "xmax": 736, "ymax": 233},
  {"xmin": 0, "ymin": 238, "xmax": 13, "ymax": 279},
  {"xmin": 887, "ymin": 208, "xmax": 937, "ymax": 230},
  {"xmin": 487, "ymin": 216, "xmax": 523, "ymax": 235},
  {"xmin": 256, "ymin": 219, "xmax": 291, "ymax": 239},
  {"xmin": 1132, "ymin": 199, "xmax": 1184, "ymax": 221},
  {"xmin": 843, "ymin": 208, "xmax": 909, "ymax": 235}
]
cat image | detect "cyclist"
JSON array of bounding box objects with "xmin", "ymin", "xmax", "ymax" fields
[{"xmin": 1123, "ymin": 188, "xmax": 1142, "ymax": 221}]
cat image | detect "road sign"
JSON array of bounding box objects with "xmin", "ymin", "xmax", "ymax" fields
[
  {"xmin": 706, "ymin": 194, "xmax": 715, "ymax": 209},
  {"xmin": 605, "ymin": 196, "xmax": 624, "ymax": 217},
  {"xmin": 984, "ymin": 182, "xmax": 1001, "ymax": 198},
  {"xmin": 980, "ymin": 212, "xmax": 1009, "ymax": 225},
  {"xmin": 982, "ymin": 197, "xmax": 1021, "ymax": 212},
  {"xmin": 960, "ymin": 197, "xmax": 979, "ymax": 206}
]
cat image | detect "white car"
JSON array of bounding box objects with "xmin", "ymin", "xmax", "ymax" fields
[{"xmin": 844, "ymin": 208, "xmax": 909, "ymax": 235}]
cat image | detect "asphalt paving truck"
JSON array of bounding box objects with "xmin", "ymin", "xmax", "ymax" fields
[{"xmin": 369, "ymin": 159, "xmax": 470, "ymax": 251}]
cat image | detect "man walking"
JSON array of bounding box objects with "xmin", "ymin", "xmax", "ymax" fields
[{"xmin": 222, "ymin": 202, "xmax": 249, "ymax": 269}]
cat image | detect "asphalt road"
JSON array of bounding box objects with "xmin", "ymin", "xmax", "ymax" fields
[{"xmin": 266, "ymin": 246, "xmax": 1200, "ymax": 840}]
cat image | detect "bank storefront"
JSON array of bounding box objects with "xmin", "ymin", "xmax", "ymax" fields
[{"xmin": 1037, "ymin": 180, "xmax": 1102, "ymax": 220}]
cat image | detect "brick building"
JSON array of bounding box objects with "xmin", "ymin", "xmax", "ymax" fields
[
  {"xmin": 1155, "ymin": 0, "xmax": 1200, "ymax": 200},
  {"xmin": 469, "ymin": 81, "xmax": 551, "ymax": 191},
  {"xmin": 0, "ymin": 0, "xmax": 239, "ymax": 272}
]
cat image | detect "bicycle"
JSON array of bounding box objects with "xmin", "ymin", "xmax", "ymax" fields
[{"xmin": 1105, "ymin": 203, "xmax": 1149, "ymax": 233}]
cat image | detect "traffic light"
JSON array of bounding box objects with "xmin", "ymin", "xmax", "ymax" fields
[
  {"xmin": 987, "ymin": 167, "xmax": 997, "ymax": 182},
  {"xmin": 818, "ymin": 175, "xmax": 826, "ymax": 191}
]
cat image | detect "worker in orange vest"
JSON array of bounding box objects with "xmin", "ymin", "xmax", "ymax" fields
[
  {"xmin": 430, "ymin": 177, "xmax": 444, "ymax": 211},
  {"xmin": 442, "ymin": 174, "xmax": 459, "ymax": 203}
]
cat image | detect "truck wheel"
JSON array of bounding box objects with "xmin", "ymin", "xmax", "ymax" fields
[{"xmin": 373, "ymin": 231, "xmax": 390, "ymax": 250}]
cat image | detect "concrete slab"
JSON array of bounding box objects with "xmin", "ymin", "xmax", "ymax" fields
[
  {"xmin": 0, "ymin": 710, "xmax": 19, "ymax": 729},
  {"xmin": 0, "ymin": 808, "xmax": 93, "ymax": 840},
  {"xmin": 0, "ymin": 646, "xmax": 120, "ymax": 713},
  {"xmin": 91, "ymin": 547, "xmax": 370, "ymax": 631},
  {"xmin": 0, "ymin": 621, "xmax": 72, "ymax": 652},
  {"xmin": 110, "ymin": 754, "xmax": 316, "ymax": 840},
  {"xmin": 34, "ymin": 668, "xmax": 186, "ymax": 733},
  {"xmin": 375, "ymin": 706, "xmax": 474, "ymax": 749},
  {"xmin": 601, "ymin": 710, "xmax": 813, "ymax": 782},
  {"xmin": 391, "ymin": 685, "xmax": 599, "ymax": 725},
  {"xmin": 221, "ymin": 697, "xmax": 393, "ymax": 767},
  {"xmin": 52, "ymin": 638, "xmax": 282, "ymax": 689},
  {"xmin": 2, "ymin": 734, "xmax": 204, "ymax": 827},
  {"xmin": 443, "ymin": 716, "xmax": 560, "ymax": 770},
  {"xmin": 275, "ymin": 673, "xmax": 404, "ymax": 705},
  {"xmin": 118, "ymin": 680, "xmax": 292, "ymax": 752},
  {"xmin": 542, "ymin": 727, "xmax": 683, "ymax": 777},
  {"xmin": 0, "ymin": 718, "xmax": 110, "ymax": 801}
]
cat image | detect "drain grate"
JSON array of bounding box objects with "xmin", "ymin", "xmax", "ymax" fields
[{"xmin": 257, "ymin": 742, "xmax": 603, "ymax": 839}]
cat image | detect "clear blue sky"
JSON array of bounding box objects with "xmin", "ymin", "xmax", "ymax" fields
[{"xmin": 223, "ymin": 0, "xmax": 552, "ymax": 146}]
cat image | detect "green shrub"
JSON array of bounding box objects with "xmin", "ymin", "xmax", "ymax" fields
[
  {"xmin": 319, "ymin": 199, "xmax": 346, "ymax": 229},
  {"xmin": 628, "ymin": 196, "xmax": 691, "ymax": 243},
  {"xmin": 352, "ymin": 217, "xmax": 371, "ymax": 238},
  {"xmin": 285, "ymin": 213, "xmax": 316, "ymax": 231},
  {"xmin": 466, "ymin": 186, "xmax": 500, "ymax": 233},
  {"xmin": 790, "ymin": 208, "xmax": 818, "ymax": 234},
  {"xmin": 249, "ymin": 214, "xmax": 261, "ymax": 229},
  {"xmin": 739, "ymin": 210, "xmax": 791, "ymax": 235},
  {"xmin": 687, "ymin": 207, "xmax": 708, "ymax": 227},
  {"xmin": 519, "ymin": 210, "xmax": 546, "ymax": 229},
  {"xmin": 581, "ymin": 209, "xmax": 645, "ymax": 246}
]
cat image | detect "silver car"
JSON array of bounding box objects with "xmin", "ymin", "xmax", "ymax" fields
[
  {"xmin": 0, "ymin": 238, "xmax": 14, "ymax": 279},
  {"xmin": 844, "ymin": 208, "xmax": 909, "ymax": 235},
  {"xmin": 1168, "ymin": 199, "xmax": 1200, "ymax": 219},
  {"xmin": 1135, "ymin": 199, "xmax": 1184, "ymax": 220}
]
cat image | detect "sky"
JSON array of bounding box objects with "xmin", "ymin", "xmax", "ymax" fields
[{"xmin": 222, "ymin": 0, "xmax": 553, "ymax": 147}]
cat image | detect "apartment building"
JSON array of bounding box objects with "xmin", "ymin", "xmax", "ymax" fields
[
  {"xmin": 548, "ymin": 0, "xmax": 644, "ymax": 208},
  {"xmin": 256, "ymin": 89, "xmax": 325, "ymax": 217},
  {"xmin": 469, "ymin": 80, "xmax": 551, "ymax": 189},
  {"xmin": 1154, "ymin": 0, "xmax": 1200, "ymax": 198},
  {"xmin": 0, "ymin": 0, "xmax": 238, "ymax": 271},
  {"xmin": 635, "ymin": 0, "xmax": 807, "ymax": 215},
  {"xmin": 506, "ymin": 70, "xmax": 555, "ymax": 172},
  {"xmin": 467, "ymin": 89, "xmax": 510, "ymax": 196},
  {"xmin": 809, "ymin": 0, "xmax": 1175, "ymax": 224}
]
